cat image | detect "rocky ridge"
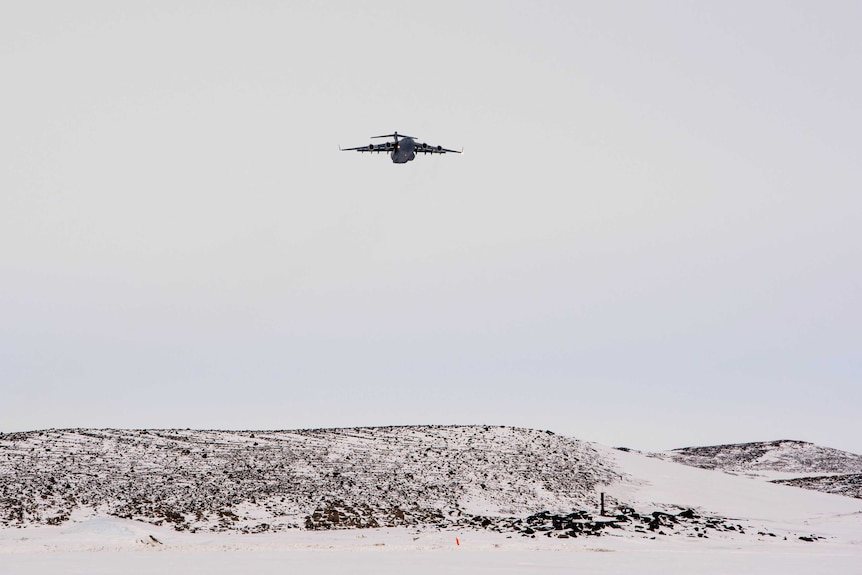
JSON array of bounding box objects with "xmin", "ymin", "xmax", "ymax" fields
[
  {"xmin": 656, "ymin": 440, "xmax": 862, "ymax": 474},
  {"xmin": 770, "ymin": 474, "xmax": 862, "ymax": 499},
  {"xmin": 0, "ymin": 426, "xmax": 620, "ymax": 533}
]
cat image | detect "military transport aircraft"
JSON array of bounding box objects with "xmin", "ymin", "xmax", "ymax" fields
[{"xmin": 340, "ymin": 132, "xmax": 462, "ymax": 164}]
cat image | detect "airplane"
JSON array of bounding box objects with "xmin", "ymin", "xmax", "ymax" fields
[{"xmin": 340, "ymin": 132, "xmax": 462, "ymax": 164}]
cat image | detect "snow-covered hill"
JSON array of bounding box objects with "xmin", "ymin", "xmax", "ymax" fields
[
  {"xmin": 0, "ymin": 426, "xmax": 618, "ymax": 532},
  {"xmin": 655, "ymin": 440, "xmax": 862, "ymax": 475},
  {"xmin": 3, "ymin": 427, "xmax": 861, "ymax": 543},
  {"xmin": 651, "ymin": 439, "xmax": 862, "ymax": 500}
]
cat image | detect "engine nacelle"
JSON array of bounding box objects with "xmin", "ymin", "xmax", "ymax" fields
[
  {"xmin": 368, "ymin": 144, "xmax": 375, "ymax": 150},
  {"xmin": 436, "ymin": 145, "xmax": 442, "ymax": 151}
]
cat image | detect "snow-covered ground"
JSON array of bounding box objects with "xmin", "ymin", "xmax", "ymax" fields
[{"xmin": 2, "ymin": 516, "xmax": 861, "ymax": 575}]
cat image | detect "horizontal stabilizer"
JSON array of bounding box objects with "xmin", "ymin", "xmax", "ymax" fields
[{"xmin": 371, "ymin": 132, "xmax": 415, "ymax": 140}]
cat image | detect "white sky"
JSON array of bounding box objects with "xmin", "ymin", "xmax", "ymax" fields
[{"xmin": 2, "ymin": 1, "xmax": 860, "ymax": 453}]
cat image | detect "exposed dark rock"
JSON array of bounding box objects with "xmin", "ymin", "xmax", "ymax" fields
[{"xmin": 771, "ymin": 473, "xmax": 862, "ymax": 500}]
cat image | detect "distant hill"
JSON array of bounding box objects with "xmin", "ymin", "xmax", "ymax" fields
[
  {"xmin": 657, "ymin": 440, "xmax": 862, "ymax": 474},
  {"xmin": 654, "ymin": 439, "xmax": 862, "ymax": 500}
]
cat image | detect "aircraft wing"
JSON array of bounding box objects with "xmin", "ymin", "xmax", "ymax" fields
[
  {"xmin": 340, "ymin": 142, "xmax": 395, "ymax": 153},
  {"xmin": 414, "ymin": 143, "xmax": 462, "ymax": 155}
]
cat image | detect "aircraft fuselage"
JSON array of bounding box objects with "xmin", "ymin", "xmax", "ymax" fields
[{"xmin": 391, "ymin": 137, "xmax": 416, "ymax": 163}]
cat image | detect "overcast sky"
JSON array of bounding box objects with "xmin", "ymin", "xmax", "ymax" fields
[{"xmin": 2, "ymin": 1, "xmax": 860, "ymax": 453}]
